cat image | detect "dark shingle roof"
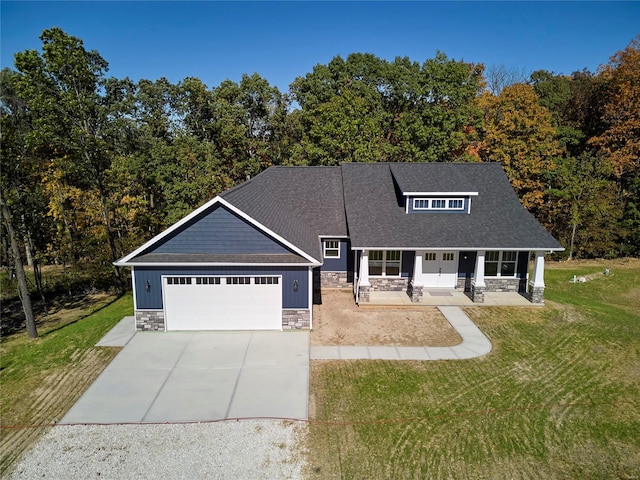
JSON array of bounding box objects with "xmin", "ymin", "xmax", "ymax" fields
[
  {"xmin": 221, "ymin": 166, "xmax": 347, "ymax": 261},
  {"xmin": 341, "ymin": 162, "xmax": 563, "ymax": 250},
  {"xmin": 119, "ymin": 161, "xmax": 563, "ymax": 266}
]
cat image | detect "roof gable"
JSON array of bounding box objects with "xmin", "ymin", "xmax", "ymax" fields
[
  {"xmin": 148, "ymin": 204, "xmax": 291, "ymax": 255},
  {"xmin": 115, "ymin": 197, "xmax": 321, "ymax": 266}
]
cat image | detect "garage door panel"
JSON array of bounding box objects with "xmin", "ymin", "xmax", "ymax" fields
[{"xmin": 164, "ymin": 277, "xmax": 282, "ymax": 331}]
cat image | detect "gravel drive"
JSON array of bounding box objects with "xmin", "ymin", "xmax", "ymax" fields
[{"xmin": 7, "ymin": 421, "xmax": 306, "ymax": 479}]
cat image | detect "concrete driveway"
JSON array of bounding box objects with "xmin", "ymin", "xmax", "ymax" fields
[{"xmin": 62, "ymin": 326, "xmax": 309, "ymax": 424}]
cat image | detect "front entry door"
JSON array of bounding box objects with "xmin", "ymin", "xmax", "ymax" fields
[{"xmin": 420, "ymin": 251, "xmax": 458, "ymax": 288}]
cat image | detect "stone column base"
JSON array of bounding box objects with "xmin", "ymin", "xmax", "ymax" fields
[
  {"xmin": 528, "ymin": 283, "xmax": 545, "ymax": 304},
  {"xmin": 471, "ymin": 284, "xmax": 485, "ymax": 303},
  {"xmin": 408, "ymin": 283, "xmax": 423, "ymax": 302},
  {"xmin": 358, "ymin": 284, "xmax": 370, "ymax": 303}
]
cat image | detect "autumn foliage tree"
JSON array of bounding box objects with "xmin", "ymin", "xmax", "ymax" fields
[{"xmin": 478, "ymin": 84, "xmax": 560, "ymax": 216}]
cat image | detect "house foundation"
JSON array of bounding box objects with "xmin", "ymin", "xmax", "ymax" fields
[
  {"xmin": 282, "ymin": 309, "xmax": 311, "ymax": 329},
  {"xmin": 320, "ymin": 271, "xmax": 351, "ymax": 288},
  {"xmin": 135, "ymin": 310, "xmax": 165, "ymax": 331}
]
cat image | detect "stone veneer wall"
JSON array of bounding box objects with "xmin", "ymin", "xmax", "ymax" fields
[
  {"xmin": 136, "ymin": 310, "xmax": 165, "ymax": 331},
  {"xmin": 320, "ymin": 271, "xmax": 351, "ymax": 289},
  {"xmin": 368, "ymin": 277, "xmax": 409, "ymax": 291},
  {"xmin": 282, "ymin": 309, "xmax": 311, "ymax": 330},
  {"xmin": 484, "ymin": 277, "xmax": 526, "ymax": 293}
]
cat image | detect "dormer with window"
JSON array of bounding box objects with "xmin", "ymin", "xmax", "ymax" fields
[{"xmin": 404, "ymin": 192, "xmax": 478, "ymax": 214}]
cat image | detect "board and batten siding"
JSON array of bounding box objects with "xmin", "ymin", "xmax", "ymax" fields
[
  {"xmin": 150, "ymin": 205, "xmax": 290, "ymax": 255},
  {"xmin": 320, "ymin": 239, "xmax": 352, "ymax": 272},
  {"xmin": 134, "ymin": 266, "xmax": 309, "ymax": 310}
]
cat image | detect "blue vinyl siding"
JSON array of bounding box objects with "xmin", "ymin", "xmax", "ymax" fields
[
  {"xmin": 150, "ymin": 205, "xmax": 290, "ymax": 255},
  {"xmin": 134, "ymin": 266, "xmax": 309, "ymax": 310},
  {"xmin": 320, "ymin": 239, "xmax": 351, "ymax": 272},
  {"xmin": 407, "ymin": 196, "xmax": 470, "ymax": 214}
]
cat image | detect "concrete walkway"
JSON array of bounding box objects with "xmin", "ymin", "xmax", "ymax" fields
[{"xmin": 309, "ymin": 306, "xmax": 492, "ymax": 360}]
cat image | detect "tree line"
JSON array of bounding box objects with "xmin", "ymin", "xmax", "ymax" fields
[{"xmin": 2, "ymin": 28, "xmax": 639, "ymax": 304}]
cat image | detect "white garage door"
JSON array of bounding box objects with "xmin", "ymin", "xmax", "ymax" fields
[{"xmin": 163, "ymin": 276, "xmax": 282, "ymax": 331}]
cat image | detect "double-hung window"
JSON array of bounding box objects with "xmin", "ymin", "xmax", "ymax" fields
[
  {"xmin": 324, "ymin": 240, "xmax": 340, "ymax": 258},
  {"xmin": 369, "ymin": 250, "xmax": 402, "ymax": 276},
  {"xmin": 485, "ymin": 251, "xmax": 517, "ymax": 277}
]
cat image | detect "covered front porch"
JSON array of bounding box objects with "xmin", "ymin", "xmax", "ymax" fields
[
  {"xmin": 365, "ymin": 289, "xmax": 536, "ymax": 307},
  {"xmin": 355, "ymin": 249, "xmax": 548, "ymax": 305}
]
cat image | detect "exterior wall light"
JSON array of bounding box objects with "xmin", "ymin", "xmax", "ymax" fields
[
  {"xmin": 293, "ymin": 280, "xmax": 298, "ymax": 292},
  {"xmin": 145, "ymin": 280, "xmax": 151, "ymax": 292}
]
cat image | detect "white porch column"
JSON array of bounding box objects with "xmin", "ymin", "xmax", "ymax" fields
[
  {"xmin": 531, "ymin": 251, "xmax": 545, "ymax": 287},
  {"xmin": 413, "ymin": 251, "xmax": 423, "ymax": 286},
  {"xmin": 474, "ymin": 250, "xmax": 486, "ymax": 287},
  {"xmin": 359, "ymin": 250, "xmax": 370, "ymax": 286}
]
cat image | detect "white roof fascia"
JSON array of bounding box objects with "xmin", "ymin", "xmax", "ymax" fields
[
  {"xmin": 402, "ymin": 191, "xmax": 479, "ymax": 197},
  {"xmin": 114, "ymin": 195, "xmax": 321, "ymax": 266},
  {"xmin": 123, "ymin": 261, "xmax": 323, "ymax": 267}
]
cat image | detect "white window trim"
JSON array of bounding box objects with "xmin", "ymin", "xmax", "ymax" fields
[
  {"xmin": 413, "ymin": 197, "xmax": 465, "ymax": 211},
  {"xmin": 323, "ymin": 240, "xmax": 340, "ymax": 259},
  {"xmin": 369, "ymin": 250, "xmax": 402, "ymax": 277},
  {"xmin": 484, "ymin": 251, "xmax": 518, "ymax": 277}
]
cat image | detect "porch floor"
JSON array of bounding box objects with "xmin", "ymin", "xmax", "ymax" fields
[{"xmin": 365, "ymin": 289, "xmax": 536, "ymax": 307}]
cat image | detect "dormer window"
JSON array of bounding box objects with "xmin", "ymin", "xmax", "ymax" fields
[{"xmin": 412, "ymin": 197, "xmax": 465, "ymax": 211}]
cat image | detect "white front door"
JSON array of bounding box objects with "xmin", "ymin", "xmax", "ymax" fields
[{"xmin": 419, "ymin": 251, "xmax": 458, "ymax": 288}]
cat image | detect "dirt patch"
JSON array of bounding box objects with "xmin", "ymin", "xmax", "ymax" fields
[{"xmin": 311, "ymin": 289, "xmax": 462, "ymax": 347}]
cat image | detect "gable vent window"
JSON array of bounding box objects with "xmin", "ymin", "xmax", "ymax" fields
[
  {"xmin": 413, "ymin": 198, "xmax": 465, "ymax": 211},
  {"xmin": 324, "ymin": 240, "xmax": 340, "ymax": 258}
]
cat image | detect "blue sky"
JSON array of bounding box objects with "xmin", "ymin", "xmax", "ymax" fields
[{"xmin": 1, "ymin": 1, "xmax": 639, "ymax": 92}]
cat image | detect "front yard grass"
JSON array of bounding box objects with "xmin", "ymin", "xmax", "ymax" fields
[
  {"xmin": 0, "ymin": 292, "xmax": 133, "ymax": 476},
  {"xmin": 306, "ymin": 259, "xmax": 640, "ymax": 479}
]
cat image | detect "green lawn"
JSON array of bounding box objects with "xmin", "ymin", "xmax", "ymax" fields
[{"xmin": 307, "ymin": 260, "xmax": 640, "ymax": 479}]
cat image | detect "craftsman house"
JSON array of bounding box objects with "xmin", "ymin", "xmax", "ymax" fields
[{"xmin": 115, "ymin": 162, "xmax": 564, "ymax": 331}]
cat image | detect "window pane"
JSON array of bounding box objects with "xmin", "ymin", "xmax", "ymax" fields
[
  {"xmin": 432, "ymin": 199, "xmax": 446, "ymax": 208},
  {"xmin": 449, "ymin": 199, "xmax": 463, "ymax": 209},
  {"xmin": 425, "ymin": 252, "xmax": 436, "ymax": 261},
  {"xmin": 485, "ymin": 262, "xmax": 498, "ymax": 276},
  {"xmin": 501, "ymin": 262, "xmax": 516, "ymax": 276},
  {"xmin": 414, "ymin": 199, "xmax": 428, "ymax": 209},
  {"xmin": 387, "ymin": 251, "xmax": 401, "ymax": 261},
  {"xmin": 502, "ymin": 251, "xmax": 517, "ymax": 262},
  {"xmin": 369, "ymin": 264, "xmax": 383, "ymax": 276},
  {"xmin": 486, "ymin": 251, "xmax": 500, "ymax": 262},
  {"xmin": 369, "ymin": 250, "xmax": 383, "ymax": 261}
]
